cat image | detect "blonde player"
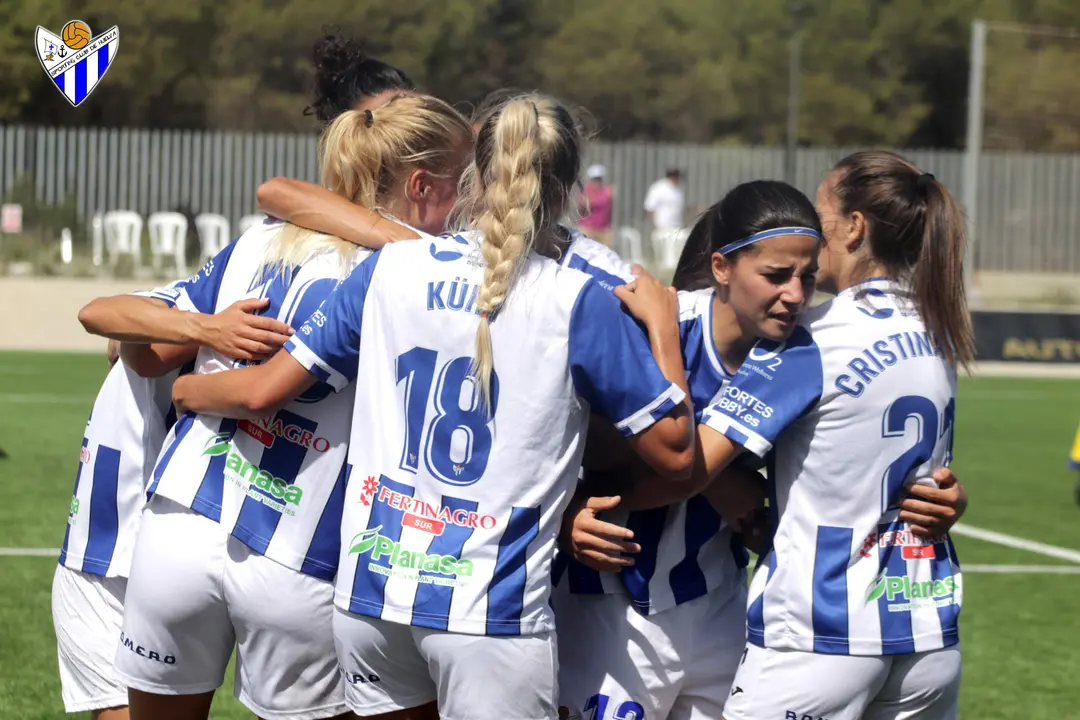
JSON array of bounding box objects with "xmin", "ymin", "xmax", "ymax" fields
[
  {"xmin": 80, "ymin": 95, "xmax": 472, "ymax": 720},
  {"xmin": 168, "ymin": 92, "xmax": 697, "ymax": 720},
  {"xmin": 57, "ymin": 291, "xmax": 293, "ymax": 720}
]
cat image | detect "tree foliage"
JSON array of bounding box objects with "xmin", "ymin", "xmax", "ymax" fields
[{"xmin": 3, "ymin": 0, "xmax": 1080, "ymax": 149}]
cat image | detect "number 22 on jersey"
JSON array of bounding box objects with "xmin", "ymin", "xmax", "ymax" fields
[
  {"xmin": 880, "ymin": 394, "xmax": 956, "ymax": 513},
  {"xmin": 395, "ymin": 346, "xmax": 500, "ymax": 487}
]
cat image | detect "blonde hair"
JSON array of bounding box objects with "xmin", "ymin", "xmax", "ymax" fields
[
  {"xmin": 265, "ymin": 94, "xmax": 473, "ymax": 279},
  {"xmin": 455, "ymin": 94, "xmax": 583, "ymax": 410}
]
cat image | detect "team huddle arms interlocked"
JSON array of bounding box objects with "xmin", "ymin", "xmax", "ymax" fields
[{"xmin": 55, "ymin": 35, "xmax": 973, "ymax": 720}]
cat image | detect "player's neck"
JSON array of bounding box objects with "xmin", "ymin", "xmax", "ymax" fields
[
  {"xmin": 835, "ymin": 260, "xmax": 889, "ymax": 293},
  {"xmin": 711, "ymin": 293, "xmax": 756, "ymax": 374}
]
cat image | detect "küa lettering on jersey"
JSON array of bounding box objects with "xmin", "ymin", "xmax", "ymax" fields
[
  {"xmin": 702, "ymin": 278, "xmax": 961, "ymax": 656},
  {"xmin": 287, "ymin": 232, "xmax": 685, "ymax": 636},
  {"xmin": 148, "ymin": 221, "xmax": 367, "ymax": 580}
]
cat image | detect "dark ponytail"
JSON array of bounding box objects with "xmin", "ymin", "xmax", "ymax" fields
[
  {"xmin": 671, "ymin": 180, "xmax": 820, "ymax": 291},
  {"xmin": 832, "ymin": 151, "xmax": 975, "ymax": 369},
  {"xmin": 304, "ymin": 34, "xmax": 416, "ymax": 126}
]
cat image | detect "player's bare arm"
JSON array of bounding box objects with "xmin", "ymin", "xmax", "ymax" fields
[{"xmin": 257, "ymin": 177, "xmax": 419, "ymax": 248}]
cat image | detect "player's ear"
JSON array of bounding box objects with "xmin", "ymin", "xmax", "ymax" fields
[
  {"xmin": 405, "ymin": 169, "xmax": 430, "ymax": 204},
  {"xmin": 845, "ymin": 210, "xmax": 866, "ymax": 253},
  {"xmin": 711, "ymin": 251, "xmax": 732, "ymax": 287}
]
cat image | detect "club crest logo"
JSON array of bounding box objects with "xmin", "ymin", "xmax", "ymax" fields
[{"xmin": 35, "ymin": 20, "xmax": 119, "ymax": 107}]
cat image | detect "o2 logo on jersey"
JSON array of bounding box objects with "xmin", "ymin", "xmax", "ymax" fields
[{"xmin": 747, "ymin": 340, "xmax": 784, "ymax": 375}]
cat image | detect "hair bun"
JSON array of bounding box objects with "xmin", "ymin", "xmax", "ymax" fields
[{"xmin": 304, "ymin": 33, "xmax": 416, "ymax": 126}]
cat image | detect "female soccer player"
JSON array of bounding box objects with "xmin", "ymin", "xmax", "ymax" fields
[
  {"xmin": 89, "ymin": 94, "xmax": 473, "ymax": 720},
  {"xmin": 650, "ymin": 151, "xmax": 970, "ymax": 720},
  {"xmin": 257, "ymin": 36, "xmax": 421, "ymax": 250},
  {"xmin": 169, "ymin": 92, "xmax": 697, "ymax": 720},
  {"xmin": 557, "ymin": 180, "xmax": 972, "ymax": 720},
  {"xmin": 555, "ymin": 180, "xmax": 822, "ymax": 720},
  {"xmin": 56, "ymin": 292, "xmax": 292, "ymax": 720}
]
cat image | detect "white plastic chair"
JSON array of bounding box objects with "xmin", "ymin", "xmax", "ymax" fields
[
  {"xmin": 102, "ymin": 210, "xmax": 143, "ymax": 269},
  {"xmin": 616, "ymin": 226, "xmax": 644, "ymax": 265},
  {"xmin": 238, "ymin": 213, "xmax": 265, "ymax": 235},
  {"xmin": 60, "ymin": 228, "xmax": 73, "ymax": 265},
  {"xmin": 651, "ymin": 227, "xmax": 690, "ymax": 271},
  {"xmin": 91, "ymin": 213, "xmax": 105, "ymax": 266},
  {"xmin": 195, "ymin": 213, "xmax": 231, "ymax": 264},
  {"xmin": 148, "ymin": 212, "xmax": 189, "ymax": 277}
]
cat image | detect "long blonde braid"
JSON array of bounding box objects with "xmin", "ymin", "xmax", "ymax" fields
[{"xmin": 465, "ymin": 94, "xmax": 583, "ymax": 411}]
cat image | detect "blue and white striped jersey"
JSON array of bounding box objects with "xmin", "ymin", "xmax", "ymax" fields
[
  {"xmin": 59, "ymin": 359, "xmax": 180, "ymax": 578},
  {"xmin": 702, "ymin": 278, "xmax": 961, "ymax": 656},
  {"xmin": 561, "ymin": 289, "xmax": 749, "ymax": 615},
  {"xmin": 560, "ymin": 228, "xmax": 635, "ymax": 291},
  {"xmin": 286, "ymin": 232, "xmax": 686, "ymax": 636},
  {"xmin": 147, "ymin": 221, "xmax": 366, "ymax": 581}
]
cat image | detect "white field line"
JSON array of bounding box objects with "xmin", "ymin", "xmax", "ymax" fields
[
  {"xmin": 0, "ymin": 393, "xmax": 95, "ymax": 404},
  {"xmin": 970, "ymin": 362, "xmax": 1080, "ymax": 379},
  {"xmin": 0, "ymin": 548, "xmax": 61, "ymax": 556},
  {"xmin": 964, "ymin": 564, "xmax": 1080, "ymax": 574},
  {"xmin": 951, "ymin": 524, "xmax": 1080, "ymax": 565}
]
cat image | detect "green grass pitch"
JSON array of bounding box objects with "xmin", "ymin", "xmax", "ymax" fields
[{"xmin": 1, "ymin": 351, "xmax": 1078, "ymax": 718}]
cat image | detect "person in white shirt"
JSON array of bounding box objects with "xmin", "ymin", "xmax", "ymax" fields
[{"xmin": 644, "ymin": 169, "xmax": 687, "ymax": 270}]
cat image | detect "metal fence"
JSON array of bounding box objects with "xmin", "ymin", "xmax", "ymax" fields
[{"xmin": 2, "ymin": 125, "xmax": 1080, "ymax": 273}]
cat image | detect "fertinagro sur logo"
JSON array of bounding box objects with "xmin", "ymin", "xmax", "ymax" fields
[
  {"xmin": 349, "ymin": 526, "xmax": 473, "ymax": 586},
  {"xmin": 203, "ymin": 433, "xmax": 302, "ymax": 514},
  {"xmin": 866, "ymin": 573, "xmax": 960, "ymax": 612}
]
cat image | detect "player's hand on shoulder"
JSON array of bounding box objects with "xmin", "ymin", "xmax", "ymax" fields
[
  {"xmin": 899, "ymin": 467, "xmax": 967, "ymax": 539},
  {"xmin": 195, "ymin": 297, "xmax": 294, "ymax": 362},
  {"xmin": 559, "ymin": 494, "xmax": 639, "ymax": 572},
  {"xmin": 613, "ymin": 265, "xmax": 678, "ymax": 334}
]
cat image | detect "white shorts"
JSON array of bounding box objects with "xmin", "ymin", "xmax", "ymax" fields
[
  {"xmin": 333, "ymin": 608, "xmax": 559, "ymax": 720},
  {"xmin": 723, "ymin": 643, "xmax": 961, "ymax": 720},
  {"xmin": 115, "ymin": 495, "xmax": 345, "ymax": 720},
  {"xmin": 52, "ymin": 564, "xmax": 129, "ymax": 713},
  {"xmin": 554, "ymin": 584, "xmax": 746, "ymax": 720}
]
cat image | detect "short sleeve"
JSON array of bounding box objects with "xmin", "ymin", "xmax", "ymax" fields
[
  {"xmin": 564, "ymin": 253, "xmax": 633, "ymax": 294},
  {"xmin": 285, "ymin": 250, "xmax": 382, "ymax": 391},
  {"xmin": 568, "ymin": 280, "xmax": 686, "ymax": 437},
  {"xmin": 700, "ymin": 327, "xmax": 823, "ymax": 457},
  {"xmin": 142, "ymin": 240, "xmax": 239, "ymax": 313}
]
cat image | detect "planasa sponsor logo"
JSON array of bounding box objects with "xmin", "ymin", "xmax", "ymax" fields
[
  {"xmin": 203, "ymin": 434, "xmax": 303, "ymax": 514},
  {"xmin": 865, "ymin": 574, "xmax": 960, "ymax": 612},
  {"xmin": 349, "ymin": 527, "xmax": 473, "ymax": 585},
  {"xmin": 237, "ymin": 417, "xmax": 331, "ymax": 453}
]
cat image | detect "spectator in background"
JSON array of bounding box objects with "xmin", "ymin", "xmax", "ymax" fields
[
  {"xmin": 644, "ymin": 168, "xmax": 687, "ymax": 270},
  {"xmin": 578, "ymin": 164, "xmax": 615, "ymax": 247}
]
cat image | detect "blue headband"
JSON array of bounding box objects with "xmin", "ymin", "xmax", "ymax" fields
[{"xmin": 719, "ymin": 226, "xmax": 822, "ymax": 255}]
